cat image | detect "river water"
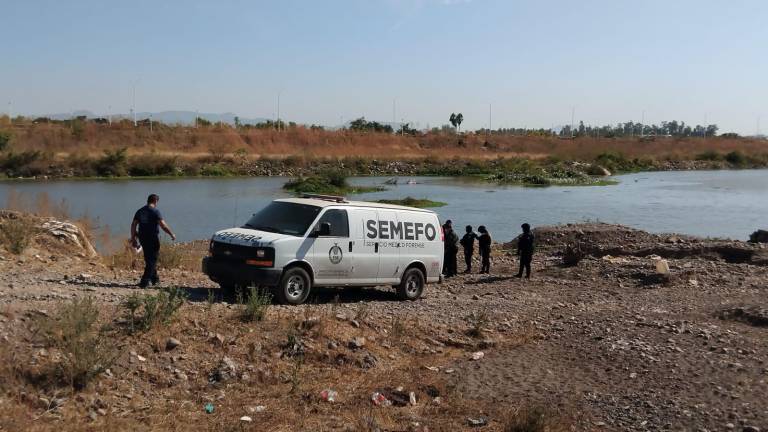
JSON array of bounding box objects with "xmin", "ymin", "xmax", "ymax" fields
[{"xmin": 1, "ymin": 170, "xmax": 766, "ymax": 246}]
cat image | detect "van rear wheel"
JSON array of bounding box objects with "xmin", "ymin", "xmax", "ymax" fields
[
  {"xmin": 397, "ymin": 268, "xmax": 424, "ymax": 301},
  {"xmin": 276, "ymin": 267, "xmax": 311, "ymax": 305}
]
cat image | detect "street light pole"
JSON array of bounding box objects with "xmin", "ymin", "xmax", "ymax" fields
[
  {"xmin": 131, "ymin": 78, "xmax": 140, "ymax": 127},
  {"xmin": 277, "ymin": 91, "xmax": 281, "ymax": 131}
]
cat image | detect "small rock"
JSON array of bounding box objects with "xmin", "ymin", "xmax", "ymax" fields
[
  {"xmin": 247, "ymin": 405, "xmax": 267, "ymax": 413},
  {"xmin": 350, "ymin": 319, "xmax": 361, "ymax": 328},
  {"xmin": 472, "ymin": 294, "xmax": 480, "ymax": 300},
  {"xmin": 470, "ymin": 351, "xmax": 484, "ymax": 361},
  {"xmin": 166, "ymin": 337, "xmax": 181, "ymax": 350},
  {"xmin": 409, "ymin": 392, "xmax": 417, "ymax": 406},
  {"xmin": 349, "ymin": 337, "xmax": 366, "ymax": 350}
]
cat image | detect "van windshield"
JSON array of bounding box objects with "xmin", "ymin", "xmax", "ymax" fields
[{"xmin": 243, "ymin": 202, "xmax": 321, "ymax": 236}]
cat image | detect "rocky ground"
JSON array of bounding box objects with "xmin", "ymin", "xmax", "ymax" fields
[{"xmin": 0, "ymin": 215, "xmax": 766, "ymax": 431}]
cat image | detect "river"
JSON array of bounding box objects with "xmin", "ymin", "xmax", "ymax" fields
[{"xmin": 1, "ymin": 170, "xmax": 766, "ymax": 248}]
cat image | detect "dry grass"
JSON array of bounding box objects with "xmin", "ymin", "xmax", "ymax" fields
[
  {"xmin": 33, "ymin": 297, "xmax": 118, "ymax": 390},
  {"xmin": 0, "ymin": 213, "xmax": 36, "ymax": 254},
  {"xmin": 4, "ymin": 121, "xmax": 767, "ymax": 162},
  {"xmin": 504, "ymin": 404, "xmax": 573, "ymax": 432}
]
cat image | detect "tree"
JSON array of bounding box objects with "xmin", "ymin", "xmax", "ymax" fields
[
  {"xmin": 234, "ymin": 116, "xmax": 241, "ymax": 128},
  {"xmin": 455, "ymin": 113, "xmax": 463, "ymax": 133},
  {"xmin": 449, "ymin": 113, "xmax": 457, "ymax": 131}
]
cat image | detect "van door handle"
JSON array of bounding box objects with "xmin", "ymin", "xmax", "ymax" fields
[
  {"xmin": 348, "ymin": 241, "xmax": 353, "ymax": 252},
  {"xmin": 374, "ymin": 242, "xmax": 379, "ymax": 253}
]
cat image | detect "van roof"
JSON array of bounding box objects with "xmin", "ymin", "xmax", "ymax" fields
[{"xmin": 275, "ymin": 197, "xmax": 437, "ymax": 214}]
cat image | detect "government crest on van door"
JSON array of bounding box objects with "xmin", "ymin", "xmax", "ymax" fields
[{"xmin": 329, "ymin": 244, "xmax": 343, "ymax": 264}]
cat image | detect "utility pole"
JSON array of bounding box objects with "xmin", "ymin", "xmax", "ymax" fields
[
  {"xmin": 392, "ymin": 99, "xmax": 396, "ymax": 130},
  {"xmin": 6, "ymin": 101, "xmax": 11, "ymax": 123},
  {"xmin": 276, "ymin": 91, "xmax": 281, "ymax": 132},
  {"xmin": 570, "ymin": 106, "xmax": 575, "ymax": 138},
  {"xmin": 640, "ymin": 110, "xmax": 645, "ymax": 138},
  {"xmin": 149, "ymin": 114, "xmax": 153, "ymax": 133},
  {"xmin": 108, "ymin": 105, "xmax": 112, "ymax": 125},
  {"xmin": 488, "ymin": 103, "xmax": 492, "ymax": 138},
  {"xmin": 131, "ymin": 78, "xmax": 140, "ymax": 127}
]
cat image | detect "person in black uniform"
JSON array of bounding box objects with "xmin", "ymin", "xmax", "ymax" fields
[
  {"xmin": 443, "ymin": 222, "xmax": 459, "ymax": 277},
  {"xmin": 460, "ymin": 225, "xmax": 477, "ymax": 273},
  {"xmin": 516, "ymin": 223, "xmax": 534, "ymax": 278},
  {"xmin": 477, "ymin": 225, "xmax": 492, "ymax": 274},
  {"xmin": 130, "ymin": 194, "xmax": 176, "ymax": 288}
]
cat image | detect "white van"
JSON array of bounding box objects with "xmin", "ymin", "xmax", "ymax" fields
[{"xmin": 202, "ymin": 195, "xmax": 444, "ymax": 304}]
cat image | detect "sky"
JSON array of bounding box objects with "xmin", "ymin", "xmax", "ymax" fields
[{"xmin": 1, "ymin": 0, "xmax": 767, "ymax": 134}]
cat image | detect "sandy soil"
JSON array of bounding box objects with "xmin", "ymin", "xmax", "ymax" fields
[{"xmin": 0, "ymin": 218, "xmax": 766, "ymax": 431}]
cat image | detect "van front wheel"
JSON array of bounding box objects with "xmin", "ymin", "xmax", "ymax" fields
[
  {"xmin": 397, "ymin": 268, "xmax": 424, "ymax": 301},
  {"xmin": 276, "ymin": 267, "xmax": 311, "ymax": 305}
]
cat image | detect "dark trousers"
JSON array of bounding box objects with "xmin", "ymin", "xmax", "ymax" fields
[
  {"xmin": 444, "ymin": 249, "xmax": 458, "ymax": 276},
  {"xmin": 480, "ymin": 249, "xmax": 490, "ymax": 273},
  {"xmin": 463, "ymin": 249, "xmax": 473, "ymax": 272},
  {"xmin": 517, "ymin": 253, "xmax": 532, "ymax": 278},
  {"xmin": 139, "ymin": 235, "xmax": 160, "ymax": 284}
]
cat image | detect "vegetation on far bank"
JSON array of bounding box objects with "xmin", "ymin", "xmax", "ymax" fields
[
  {"xmin": 283, "ymin": 170, "xmax": 383, "ymax": 195},
  {"xmin": 375, "ymin": 197, "xmax": 447, "ymax": 208},
  {"xmin": 1, "ymin": 116, "xmax": 768, "ymax": 182}
]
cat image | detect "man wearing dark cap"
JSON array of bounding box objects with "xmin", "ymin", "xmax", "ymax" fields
[
  {"xmin": 130, "ymin": 194, "xmax": 176, "ymax": 288},
  {"xmin": 516, "ymin": 223, "xmax": 534, "ymax": 278}
]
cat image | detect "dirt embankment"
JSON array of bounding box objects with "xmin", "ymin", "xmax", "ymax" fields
[{"xmin": 1, "ymin": 218, "xmax": 767, "ymax": 431}]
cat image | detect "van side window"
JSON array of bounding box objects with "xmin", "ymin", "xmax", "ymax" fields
[{"xmin": 316, "ymin": 209, "xmax": 349, "ymax": 237}]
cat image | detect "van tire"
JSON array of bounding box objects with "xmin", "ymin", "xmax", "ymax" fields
[
  {"xmin": 276, "ymin": 267, "xmax": 311, "ymax": 305},
  {"xmin": 397, "ymin": 267, "xmax": 424, "ymax": 301}
]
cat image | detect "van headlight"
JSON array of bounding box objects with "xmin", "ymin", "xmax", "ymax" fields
[{"xmin": 256, "ymin": 249, "xmax": 266, "ymax": 258}]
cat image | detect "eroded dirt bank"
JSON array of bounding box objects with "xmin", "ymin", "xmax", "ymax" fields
[{"xmin": 0, "ymin": 217, "xmax": 766, "ymax": 431}]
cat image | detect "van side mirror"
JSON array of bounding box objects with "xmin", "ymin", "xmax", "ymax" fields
[{"xmin": 318, "ymin": 222, "xmax": 332, "ymax": 237}]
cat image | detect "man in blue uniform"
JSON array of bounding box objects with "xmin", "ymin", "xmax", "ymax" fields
[{"xmin": 130, "ymin": 194, "xmax": 176, "ymax": 288}]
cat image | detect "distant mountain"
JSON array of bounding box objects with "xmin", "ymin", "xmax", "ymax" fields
[{"xmin": 41, "ymin": 110, "xmax": 270, "ymax": 126}]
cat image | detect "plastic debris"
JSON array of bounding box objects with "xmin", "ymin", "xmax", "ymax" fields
[
  {"xmin": 424, "ymin": 366, "xmax": 440, "ymax": 372},
  {"xmin": 471, "ymin": 351, "xmax": 484, "ymax": 361},
  {"xmin": 371, "ymin": 392, "xmax": 390, "ymax": 406},
  {"xmin": 320, "ymin": 389, "xmax": 338, "ymax": 403},
  {"xmin": 467, "ymin": 416, "xmax": 489, "ymax": 427},
  {"xmin": 655, "ymin": 259, "xmax": 670, "ymax": 275},
  {"xmin": 204, "ymin": 403, "xmax": 214, "ymax": 414},
  {"xmin": 240, "ymin": 416, "xmax": 252, "ymax": 422},
  {"xmin": 409, "ymin": 392, "xmax": 417, "ymax": 406},
  {"xmin": 247, "ymin": 405, "xmax": 266, "ymax": 413}
]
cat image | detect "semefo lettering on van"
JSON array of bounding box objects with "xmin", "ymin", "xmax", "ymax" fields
[{"xmin": 366, "ymin": 220, "xmax": 437, "ymax": 241}]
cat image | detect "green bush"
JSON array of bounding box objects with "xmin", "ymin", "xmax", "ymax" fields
[
  {"xmin": 0, "ymin": 150, "xmax": 41, "ymax": 175},
  {"xmin": 696, "ymin": 150, "xmax": 723, "ymax": 161},
  {"xmin": 36, "ymin": 297, "xmax": 117, "ymax": 390},
  {"xmin": 199, "ymin": 163, "xmax": 232, "ymax": 176},
  {"xmin": 128, "ymin": 155, "xmax": 179, "ymax": 176},
  {"xmin": 121, "ymin": 287, "xmax": 187, "ymax": 332},
  {"xmin": 725, "ymin": 150, "xmax": 747, "ymax": 166},
  {"xmin": 0, "ymin": 130, "xmax": 11, "ymax": 152},
  {"xmin": 241, "ymin": 286, "xmax": 272, "ymax": 322},
  {"xmin": 95, "ymin": 148, "xmax": 128, "ymax": 176}
]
